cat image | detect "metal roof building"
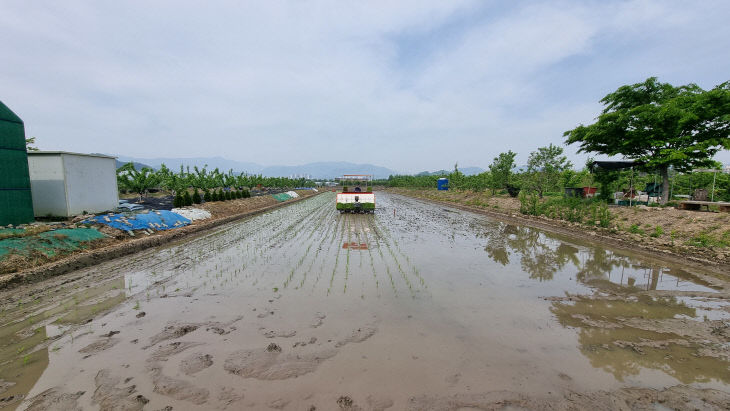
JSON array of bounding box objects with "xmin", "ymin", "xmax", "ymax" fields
[{"xmin": 0, "ymin": 101, "xmax": 34, "ymax": 225}]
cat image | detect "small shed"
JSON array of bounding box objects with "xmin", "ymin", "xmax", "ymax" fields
[
  {"xmin": 28, "ymin": 151, "xmax": 119, "ymax": 217},
  {"xmin": 0, "ymin": 101, "xmax": 35, "ymax": 225}
]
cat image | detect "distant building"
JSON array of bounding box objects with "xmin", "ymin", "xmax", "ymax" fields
[
  {"xmin": 0, "ymin": 100, "xmax": 35, "ymax": 225},
  {"xmin": 28, "ymin": 152, "xmax": 119, "ymax": 217}
]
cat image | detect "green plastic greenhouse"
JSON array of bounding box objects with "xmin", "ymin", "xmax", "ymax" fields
[{"xmin": 0, "ymin": 101, "xmax": 34, "ymax": 225}]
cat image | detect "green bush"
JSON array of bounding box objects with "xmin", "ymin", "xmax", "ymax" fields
[
  {"xmin": 173, "ymin": 192, "xmax": 183, "ymax": 208},
  {"xmin": 192, "ymin": 189, "xmax": 202, "ymax": 204},
  {"xmin": 650, "ymin": 226, "xmax": 664, "ymax": 238},
  {"xmin": 182, "ymin": 190, "xmax": 192, "ymax": 206},
  {"xmin": 242, "ymin": 189, "xmax": 251, "ymax": 198},
  {"xmin": 687, "ymin": 231, "xmax": 730, "ymax": 248},
  {"xmin": 628, "ymin": 224, "xmax": 644, "ymax": 235},
  {"xmin": 203, "ymin": 189, "xmax": 211, "ymax": 202},
  {"xmin": 519, "ymin": 192, "xmax": 613, "ymax": 227}
]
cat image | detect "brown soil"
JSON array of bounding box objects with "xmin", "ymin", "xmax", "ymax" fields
[
  {"xmin": 389, "ymin": 188, "xmax": 730, "ymax": 274},
  {"xmin": 0, "ymin": 190, "xmax": 319, "ymax": 289},
  {"xmin": 4, "ymin": 192, "xmax": 728, "ymax": 410}
]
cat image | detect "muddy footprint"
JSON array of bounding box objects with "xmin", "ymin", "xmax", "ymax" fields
[
  {"xmin": 180, "ymin": 353, "xmax": 214, "ymax": 375},
  {"xmin": 224, "ymin": 345, "xmax": 337, "ymax": 380}
]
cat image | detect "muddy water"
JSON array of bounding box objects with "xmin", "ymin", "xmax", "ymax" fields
[{"xmin": 1, "ymin": 192, "xmax": 729, "ymax": 410}]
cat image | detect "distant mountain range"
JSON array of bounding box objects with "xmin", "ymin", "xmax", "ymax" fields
[
  {"xmin": 416, "ymin": 167, "xmax": 486, "ymax": 176},
  {"xmin": 112, "ymin": 155, "xmax": 490, "ymax": 179},
  {"xmin": 113, "ymin": 155, "xmax": 398, "ymax": 179}
]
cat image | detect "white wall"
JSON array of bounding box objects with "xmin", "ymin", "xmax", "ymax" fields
[
  {"xmin": 63, "ymin": 154, "xmax": 118, "ymax": 215},
  {"xmin": 28, "ymin": 155, "xmax": 68, "ymax": 217},
  {"xmin": 29, "ymin": 153, "xmax": 119, "ymax": 216}
]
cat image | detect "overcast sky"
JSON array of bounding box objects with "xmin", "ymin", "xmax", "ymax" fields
[{"xmin": 2, "ymin": 0, "xmax": 729, "ymax": 173}]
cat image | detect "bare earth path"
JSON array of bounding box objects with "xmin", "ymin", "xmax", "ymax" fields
[{"xmin": 1, "ymin": 192, "xmax": 729, "ymax": 410}]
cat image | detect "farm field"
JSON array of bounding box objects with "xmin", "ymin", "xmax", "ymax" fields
[{"xmin": 1, "ymin": 191, "xmax": 729, "ymax": 410}]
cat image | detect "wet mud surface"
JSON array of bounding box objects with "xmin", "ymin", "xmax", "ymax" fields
[{"xmin": 1, "ymin": 192, "xmax": 729, "ymax": 409}]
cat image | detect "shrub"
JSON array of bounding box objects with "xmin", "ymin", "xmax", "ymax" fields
[
  {"xmin": 182, "ymin": 190, "xmax": 193, "ymax": 206},
  {"xmin": 650, "ymin": 226, "xmax": 664, "ymax": 238},
  {"xmin": 192, "ymin": 189, "xmax": 202, "ymax": 204},
  {"xmin": 242, "ymin": 189, "xmax": 251, "ymax": 198},
  {"xmin": 519, "ymin": 193, "xmax": 613, "ymax": 227},
  {"xmin": 173, "ymin": 192, "xmax": 183, "ymax": 208},
  {"xmin": 219, "ymin": 190, "xmax": 226, "ymax": 201},
  {"xmin": 203, "ymin": 189, "xmax": 211, "ymax": 202},
  {"xmin": 628, "ymin": 224, "xmax": 644, "ymax": 235},
  {"xmin": 518, "ymin": 192, "xmax": 540, "ymax": 215},
  {"xmin": 225, "ymin": 191, "xmax": 232, "ymax": 201},
  {"xmin": 687, "ymin": 231, "xmax": 730, "ymax": 248}
]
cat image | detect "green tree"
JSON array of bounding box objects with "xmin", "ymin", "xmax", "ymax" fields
[
  {"xmin": 157, "ymin": 164, "xmax": 187, "ymax": 196},
  {"xmin": 488, "ymin": 151, "xmax": 517, "ymax": 194},
  {"xmin": 25, "ymin": 136, "xmax": 39, "ymax": 151},
  {"xmin": 203, "ymin": 189, "xmax": 211, "ymax": 202},
  {"xmin": 564, "ymin": 77, "xmax": 730, "ymax": 204},
  {"xmin": 116, "ymin": 163, "xmax": 161, "ymax": 201},
  {"xmin": 526, "ymin": 144, "xmax": 572, "ymax": 198},
  {"xmin": 192, "ymin": 189, "xmax": 202, "ymax": 204},
  {"xmin": 448, "ymin": 163, "xmax": 465, "ymax": 189}
]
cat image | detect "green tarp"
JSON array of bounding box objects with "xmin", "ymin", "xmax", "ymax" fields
[
  {"xmin": 271, "ymin": 193, "xmax": 292, "ymax": 202},
  {"xmin": 0, "ymin": 228, "xmax": 106, "ymax": 258}
]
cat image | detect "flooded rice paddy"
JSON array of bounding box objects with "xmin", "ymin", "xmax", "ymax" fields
[{"xmin": 1, "ymin": 192, "xmax": 729, "ymax": 410}]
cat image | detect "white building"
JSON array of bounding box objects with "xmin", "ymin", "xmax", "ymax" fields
[{"xmin": 28, "ymin": 151, "xmax": 119, "ymax": 217}]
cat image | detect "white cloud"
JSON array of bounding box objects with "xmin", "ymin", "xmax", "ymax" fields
[{"xmin": 1, "ymin": 0, "xmax": 728, "ymax": 172}]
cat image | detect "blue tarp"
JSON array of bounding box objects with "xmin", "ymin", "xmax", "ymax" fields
[{"xmin": 85, "ymin": 210, "xmax": 191, "ymax": 231}]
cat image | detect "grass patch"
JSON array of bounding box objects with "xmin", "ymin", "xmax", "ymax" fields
[
  {"xmin": 628, "ymin": 224, "xmax": 645, "ymax": 235},
  {"xmin": 518, "ymin": 193, "xmax": 614, "ymax": 228},
  {"xmin": 649, "ymin": 226, "xmax": 664, "ymax": 238},
  {"xmin": 687, "ymin": 231, "xmax": 730, "ymax": 248}
]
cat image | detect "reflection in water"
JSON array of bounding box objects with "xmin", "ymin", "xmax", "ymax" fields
[
  {"xmin": 480, "ymin": 222, "xmax": 719, "ymax": 292},
  {"xmin": 0, "ymin": 277, "xmax": 125, "ymax": 409},
  {"xmin": 0, "ymin": 326, "xmax": 49, "ymax": 410},
  {"xmin": 551, "ymin": 296, "xmax": 730, "ymax": 384},
  {"xmin": 342, "ymin": 242, "xmax": 369, "ymax": 250}
]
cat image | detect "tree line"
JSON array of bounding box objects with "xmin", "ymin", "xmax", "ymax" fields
[
  {"xmin": 382, "ymin": 77, "xmax": 730, "ymax": 203},
  {"xmin": 117, "ymin": 163, "xmax": 314, "ymax": 199}
]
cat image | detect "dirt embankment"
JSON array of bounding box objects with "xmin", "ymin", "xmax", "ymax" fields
[
  {"xmin": 0, "ymin": 190, "xmax": 319, "ymax": 290},
  {"xmin": 389, "ymin": 188, "xmax": 730, "ymax": 274}
]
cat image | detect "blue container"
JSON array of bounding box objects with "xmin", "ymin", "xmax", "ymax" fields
[{"xmin": 437, "ymin": 178, "xmax": 449, "ymax": 191}]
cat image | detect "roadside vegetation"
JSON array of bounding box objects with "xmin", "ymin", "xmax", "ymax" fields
[
  {"xmin": 384, "ymin": 78, "xmax": 730, "ymax": 266},
  {"xmin": 117, "ymin": 163, "xmax": 315, "ymax": 200}
]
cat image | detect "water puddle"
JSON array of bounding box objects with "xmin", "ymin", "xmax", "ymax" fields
[{"xmin": 1, "ymin": 192, "xmax": 728, "ymax": 410}]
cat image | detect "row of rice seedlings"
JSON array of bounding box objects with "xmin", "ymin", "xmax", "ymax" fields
[
  {"xmin": 343, "ymin": 214, "xmax": 352, "ymax": 293},
  {"xmin": 297, "ymin": 206, "xmax": 338, "ymax": 289},
  {"xmin": 264, "ymin": 198, "xmax": 332, "ymax": 288},
  {"xmin": 327, "ymin": 210, "xmax": 348, "ymax": 295},
  {"xmin": 311, "ymin": 205, "xmax": 342, "ymax": 292},
  {"xmin": 367, "ymin": 217, "xmax": 398, "ymax": 296},
  {"xmin": 249, "ymin": 195, "xmax": 332, "ymax": 286},
  {"xmin": 372, "ymin": 214, "xmax": 425, "ymax": 291}
]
